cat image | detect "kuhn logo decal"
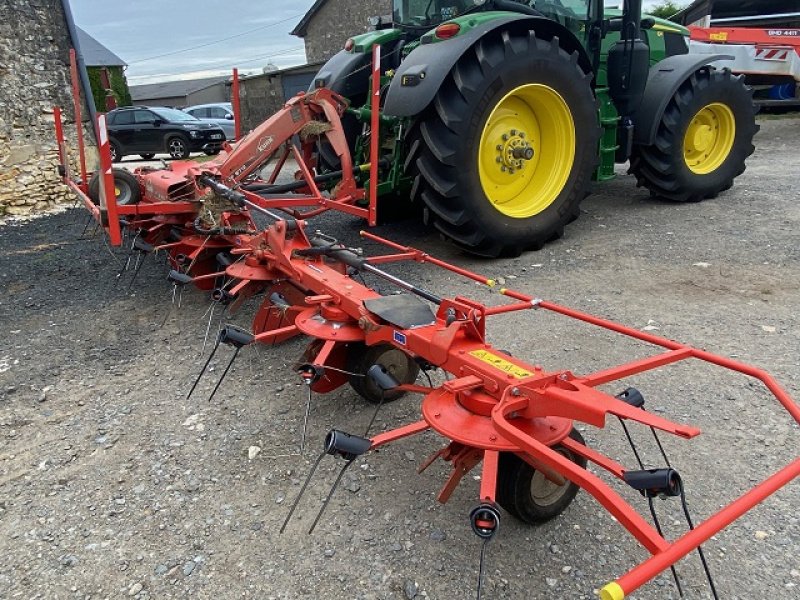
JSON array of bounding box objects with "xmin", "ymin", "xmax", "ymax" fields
[{"xmin": 257, "ymin": 135, "xmax": 275, "ymax": 153}]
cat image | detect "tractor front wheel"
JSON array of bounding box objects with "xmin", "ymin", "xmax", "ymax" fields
[
  {"xmin": 629, "ymin": 68, "xmax": 758, "ymax": 202},
  {"xmin": 409, "ymin": 32, "xmax": 599, "ymax": 257}
]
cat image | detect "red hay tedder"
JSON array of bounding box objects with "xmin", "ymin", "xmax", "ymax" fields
[{"xmin": 54, "ymin": 48, "xmax": 798, "ymax": 600}]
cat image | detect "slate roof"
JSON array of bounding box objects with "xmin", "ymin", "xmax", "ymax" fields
[
  {"xmin": 129, "ymin": 76, "xmax": 231, "ymax": 101},
  {"xmin": 76, "ymin": 27, "xmax": 126, "ymax": 67}
]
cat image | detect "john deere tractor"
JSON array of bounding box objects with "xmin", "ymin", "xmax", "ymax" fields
[{"xmin": 312, "ymin": 0, "xmax": 757, "ymax": 256}]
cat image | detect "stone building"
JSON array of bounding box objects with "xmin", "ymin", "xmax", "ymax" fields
[
  {"xmin": 291, "ymin": 0, "xmax": 391, "ymax": 63},
  {"xmin": 238, "ymin": 62, "xmax": 324, "ymax": 131},
  {"xmin": 0, "ymin": 0, "xmax": 77, "ymax": 216}
]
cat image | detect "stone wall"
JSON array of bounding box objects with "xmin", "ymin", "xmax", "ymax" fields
[
  {"xmin": 302, "ymin": 0, "xmax": 391, "ymax": 63},
  {"xmin": 0, "ymin": 0, "xmax": 77, "ymax": 216}
]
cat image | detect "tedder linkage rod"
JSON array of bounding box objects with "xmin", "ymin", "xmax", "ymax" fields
[{"xmin": 184, "ymin": 217, "xmax": 798, "ymax": 599}]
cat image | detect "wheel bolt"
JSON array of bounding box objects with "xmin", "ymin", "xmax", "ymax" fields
[
  {"xmin": 496, "ymin": 157, "xmax": 502, "ymax": 163},
  {"xmin": 502, "ymin": 133, "xmax": 508, "ymax": 141},
  {"xmin": 510, "ymin": 129, "xmax": 517, "ymax": 135}
]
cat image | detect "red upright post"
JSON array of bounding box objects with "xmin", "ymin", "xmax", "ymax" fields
[
  {"xmin": 69, "ymin": 49, "xmax": 88, "ymax": 187},
  {"xmin": 232, "ymin": 68, "xmax": 242, "ymax": 141},
  {"xmin": 368, "ymin": 44, "xmax": 381, "ymax": 227},
  {"xmin": 96, "ymin": 113, "xmax": 122, "ymax": 246},
  {"xmin": 53, "ymin": 107, "xmax": 67, "ymax": 181}
]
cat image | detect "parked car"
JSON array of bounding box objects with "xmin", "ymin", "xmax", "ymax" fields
[
  {"xmin": 183, "ymin": 103, "xmax": 236, "ymax": 140},
  {"xmin": 105, "ymin": 106, "xmax": 226, "ymax": 161}
]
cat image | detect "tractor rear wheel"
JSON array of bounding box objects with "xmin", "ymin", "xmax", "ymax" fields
[
  {"xmin": 629, "ymin": 68, "xmax": 758, "ymax": 202},
  {"xmin": 409, "ymin": 32, "xmax": 599, "ymax": 257},
  {"xmin": 496, "ymin": 428, "xmax": 587, "ymax": 524}
]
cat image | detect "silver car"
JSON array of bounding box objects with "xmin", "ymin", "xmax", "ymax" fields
[{"xmin": 183, "ymin": 103, "xmax": 236, "ymax": 140}]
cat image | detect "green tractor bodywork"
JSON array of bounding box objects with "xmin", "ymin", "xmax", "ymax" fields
[{"xmin": 312, "ymin": 0, "xmax": 757, "ymax": 256}]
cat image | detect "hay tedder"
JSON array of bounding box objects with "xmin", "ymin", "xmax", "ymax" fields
[{"xmin": 51, "ymin": 3, "xmax": 797, "ymax": 599}]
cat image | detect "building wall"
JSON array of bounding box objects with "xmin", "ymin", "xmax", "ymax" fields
[
  {"xmin": 134, "ymin": 96, "xmax": 187, "ymax": 108},
  {"xmin": 303, "ymin": 0, "xmax": 391, "ymax": 63},
  {"xmin": 185, "ymin": 84, "xmax": 230, "ymax": 108},
  {"xmin": 238, "ymin": 65, "xmax": 320, "ymax": 132},
  {"xmin": 0, "ymin": 0, "xmax": 76, "ymax": 216}
]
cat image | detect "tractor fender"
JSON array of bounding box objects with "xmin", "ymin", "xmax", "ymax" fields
[
  {"xmin": 312, "ymin": 50, "xmax": 371, "ymax": 99},
  {"xmin": 383, "ymin": 15, "xmax": 593, "ymax": 118},
  {"xmin": 633, "ymin": 54, "xmax": 734, "ymax": 146}
]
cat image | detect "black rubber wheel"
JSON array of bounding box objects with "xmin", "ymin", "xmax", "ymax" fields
[
  {"xmin": 87, "ymin": 168, "xmax": 141, "ymax": 206},
  {"xmin": 204, "ymin": 149, "xmax": 221, "ymax": 156},
  {"xmin": 629, "ymin": 68, "xmax": 758, "ymax": 202},
  {"xmin": 139, "ymin": 153, "xmax": 155, "ymax": 160},
  {"xmin": 408, "ymin": 31, "xmax": 599, "ymax": 257},
  {"xmin": 496, "ymin": 428, "xmax": 588, "ymax": 524},
  {"xmin": 109, "ymin": 140, "xmax": 123, "ymax": 163},
  {"xmin": 346, "ymin": 343, "xmax": 420, "ymax": 404},
  {"xmin": 166, "ymin": 136, "xmax": 190, "ymax": 160}
]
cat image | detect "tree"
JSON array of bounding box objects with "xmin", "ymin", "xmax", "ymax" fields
[{"xmin": 647, "ymin": 1, "xmax": 688, "ymax": 20}]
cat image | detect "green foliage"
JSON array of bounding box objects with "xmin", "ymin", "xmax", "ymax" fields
[
  {"xmin": 646, "ymin": 1, "xmax": 688, "ymax": 20},
  {"xmin": 86, "ymin": 66, "xmax": 132, "ymax": 111}
]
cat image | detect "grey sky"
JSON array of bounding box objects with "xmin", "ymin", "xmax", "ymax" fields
[
  {"xmin": 71, "ymin": 0, "xmax": 669, "ymax": 84},
  {"xmin": 71, "ymin": 0, "xmax": 318, "ymax": 83}
]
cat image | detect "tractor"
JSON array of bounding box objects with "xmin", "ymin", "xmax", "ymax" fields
[{"xmin": 310, "ymin": 0, "xmax": 758, "ymax": 256}]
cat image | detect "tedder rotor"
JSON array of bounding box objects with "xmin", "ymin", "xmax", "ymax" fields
[{"xmin": 157, "ymin": 177, "xmax": 798, "ymax": 600}]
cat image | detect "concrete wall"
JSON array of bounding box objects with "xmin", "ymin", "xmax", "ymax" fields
[
  {"xmin": 303, "ymin": 0, "xmax": 391, "ymax": 63},
  {"xmin": 0, "ymin": 0, "xmax": 76, "ymax": 216}
]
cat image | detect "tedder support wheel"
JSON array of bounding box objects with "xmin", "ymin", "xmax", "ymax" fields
[
  {"xmin": 346, "ymin": 343, "xmax": 420, "ymax": 404},
  {"xmin": 496, "ymin": 428, "xmax": 588, "ymax": 524},
  {"xmin": 87, "ymin": 168, "xmax": 142, "ymax": 206},
  {"xmin": 630, "ymin": 68, "xmax": 758, "ymax": 202},
  {"xmin": 409, "ymin": 32, "xmax": 599, "ymax": 257},
  {"xmin": 139, "ymin": 153, "xmax": 155, "ymax": 160}
]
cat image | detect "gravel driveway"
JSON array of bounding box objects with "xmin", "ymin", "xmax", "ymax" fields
[{"xmin": 0, "ymin": 117, "xmax": 798, "ymax": 600}]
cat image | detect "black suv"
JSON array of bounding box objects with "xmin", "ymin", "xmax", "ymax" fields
[{"xmin": 105, "ymin": 106, "xmax": 226, "ymax": 162}]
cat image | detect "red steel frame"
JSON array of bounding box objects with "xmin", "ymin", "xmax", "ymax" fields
[{"xmin": 213, "ymin": 219, "xmax": 798, "ymax": 599}]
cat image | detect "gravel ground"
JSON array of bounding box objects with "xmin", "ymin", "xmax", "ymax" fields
[{"xmin": 1, "ymin": 117, "xmax": 798, "ymax": 600}]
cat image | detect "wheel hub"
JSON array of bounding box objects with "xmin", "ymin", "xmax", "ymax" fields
[
  {"xmin": 495, "ymin": 130, "xmax": 534, "ymax": 174},
  {"xmin": 683, "ymin": 102, "xmax": 736, "ymax": 175}
]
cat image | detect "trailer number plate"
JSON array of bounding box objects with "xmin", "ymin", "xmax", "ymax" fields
[{"xmin": 469, "ymin": 349, "xmax": 533, "ymax": 379}]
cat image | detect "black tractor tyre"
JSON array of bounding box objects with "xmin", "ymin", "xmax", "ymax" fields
[
  {"xmin": 139, "ymin": 153, "xmax": 155, "ymax": 160},
  {"xmin": 166, "ymin": 136, "xmax": 191, "ymax": 160},
  {"xmin": 629, "ymin": 68, "xmax": 758, "ymax": 202},
  {"xmin": 346, "ymin": 343, "xmax": 420, "ymax": 404},
  {"xmin": 87, "ymin": 168, "xmax": 141, "ymax": 206},
  {"xmin": 110, "ymin": 140, "xmax": 123, "ymax": 163},
  {"xmin": 408, "ymin": 32, "xmax": 599, "ymax": 257},
  {"xmin": 496, "ymin": 428, "xmax": 588, "ymax": 524}
]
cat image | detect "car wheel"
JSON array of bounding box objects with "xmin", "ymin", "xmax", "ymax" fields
[
  {"xmin": 139, "ymin": 153, "xmax": 155, "ymax": 160},
  {"xmin": 167, "ymin": 136, "xmax": 190, "ymax": 160},
  {"xmin": 109, "ymin": 140, "xmax": 123, "ymax": 163}
]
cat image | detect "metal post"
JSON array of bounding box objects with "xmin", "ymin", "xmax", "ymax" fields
[
  {"xmin": 232, "ymin": 68, "xmax": 242, "ymax": 140},
  {"xmin": 69, "ymin": 49, "xmax": 88, "ymax": 187},
  {"xmin": 368, "ymin": 45, "xmax": 381, "ymax": 227}
]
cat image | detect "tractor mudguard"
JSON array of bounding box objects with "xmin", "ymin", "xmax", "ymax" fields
[
  {"xmin": 383, "ymin": 15, "xmax": 593, "ymax": 117},
  {"xmin": 312, "ymin": 50, "xmax": 371, "ymax": 99},
  {"xmin": 633, "ymin": 54, "xmax": 733, "ymax": 146}
]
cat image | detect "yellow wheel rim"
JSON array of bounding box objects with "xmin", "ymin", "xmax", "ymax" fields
[
  {"xmin": 477, "ymin": 84, "xmax": 575, "ymax": 219},
  {"xmin": 683, "ymin": 102, "xmax": 735, "ymax": 175},
  {"xmin": 114, "ymin": 186, "xmax": 121, "ymax": 197}
]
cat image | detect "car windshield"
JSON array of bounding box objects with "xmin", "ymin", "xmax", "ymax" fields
[{"xmin": 151, "ymin": 107, "xmax": 199, "ymax": 122}]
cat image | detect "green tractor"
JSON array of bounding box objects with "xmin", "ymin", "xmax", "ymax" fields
[{"xmin": 312, "ymin": 0, "xmax": 757, "ymax": 256}]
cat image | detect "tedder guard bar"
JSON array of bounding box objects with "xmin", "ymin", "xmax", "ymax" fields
[{"xmin": 204, "ymin": 218, "xmax": 799, "ymax": 599}]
